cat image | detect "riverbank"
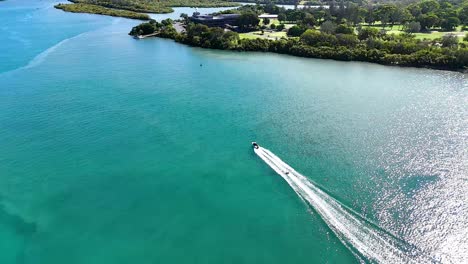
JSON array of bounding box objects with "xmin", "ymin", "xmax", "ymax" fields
[
  {"xmin": 131, "ymin": 22, "xmax": 468, "ymax": 72},
  {"xmin": 55, "ymin": 3, "xmax": 151, "ymax": 20},
  {"xmin": 55, "ymin": 0, "xmax": 239, "ymax": 19}
]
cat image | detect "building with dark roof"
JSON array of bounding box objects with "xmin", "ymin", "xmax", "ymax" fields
[{"xmin": 190, "ymin": 12, "xmax": 240, "ymax": 28}]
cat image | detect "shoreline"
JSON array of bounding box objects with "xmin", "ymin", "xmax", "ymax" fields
[
  {"xmin": 164, "ymin": 36, "xmax": 468, "ymax": 73},
  {"xmin": 55, "ymin": 0, "xmax": 239, "ymax": 19},
  {"xmin": 139, "ymin": 31, "xmax": 467, "ymax": 73},
  {"xmin": 54, "ymin": 1, "xmax": 467, "ymax": 73},
  {"xmin": 54, "ymin": 3, "xmax": 151, "ymax": 20}
]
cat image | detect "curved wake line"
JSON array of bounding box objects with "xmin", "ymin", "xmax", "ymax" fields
[
  {"xmin": 0, "ymin": 31, "xmax": 89, "ymax": 77},
  {"xmin": 255, "ymin": 146, "xmax": 435, "ymax": 263}
]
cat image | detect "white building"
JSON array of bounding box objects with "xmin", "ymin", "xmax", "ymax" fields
[{"xmin": 258, "ymin": 14, "xmax": 279, "ymax": 19}]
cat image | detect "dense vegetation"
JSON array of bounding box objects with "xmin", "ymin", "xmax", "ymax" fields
[
  {"xmin": 265, "ymin": 0, "xmax": 468, "ymax": 32},
  {"xmin": 55, "ymin": 3, "xmax": 150, "ymax": 20},
  {"xmin": 65, "ymin": 0, "xmax": 238, "ymax": 14},
  {"xmin": 175, "ymin": 23, "xmax": 467, "ymax": 70},
  {"xmin": 130, "ymin": 1, "xmax": 468, "ymax": 71},
  {"xmin": 129, "ymin": 19, "xmax": 177, "ymax": 36},
  {"xmin": 226, "ymin": 0, "xmax": 303, "ymax": 4},
  {"xmin": 68, "ymin": 0, "xmax": 171, "ymax": 13}
]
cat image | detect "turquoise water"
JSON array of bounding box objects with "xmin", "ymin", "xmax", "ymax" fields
[{"xmin": 1, "ymin": 1, "xmax": 467, "ymax": 263}]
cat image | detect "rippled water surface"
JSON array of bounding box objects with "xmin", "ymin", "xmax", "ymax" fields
[{"xmin": 1, "ymin": 0, "xmax": 467, "ymax": 263}]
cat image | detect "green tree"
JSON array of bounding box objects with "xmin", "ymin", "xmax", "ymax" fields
[
  {"xmin": 441, "ymin": 34, "xmax": 458, "ymax": 47},
  {"xmin": 440, "ymin": 17, "xmax": 460, "ymax": 31},
  {"xmin": 419, "ymin": 0, "xmax": 440, "ymax": 14},
  {"xmin": 263, "ymin": 18, "xmax": 270, "ymax": 25},
  {"xmin": 391, "ymin": 7, "xmax": 413, "ymax": 25},
  {"xmin": 301, "ymin": 13, "xmax": 317, "ymax": 27},
  {"xmin": 418, "ymin": 13, "xmax": 439, "ymax": 30},
  {"xmin": 288, "ymin": 25, "xmax": 307, "ymax": 37},
  {"xmin": 237, "ymin": 12, "xmax": 260, "ymax": 29},
  {"xmin": 405, "ymin": 21, "xmax": 421, "ymax": 33},
  {"xmin": 407, "ymin": 4, "xmax": 422, "ymax": 17},
  {"xmin": 376, "ymin": 4, "xmax": 397, "ymax": 27},
  {"xmin": 320, "ymin": 20, "xmax": 337, "ymax": 34},
  {"xmin": 336, "ymin": 33, "xmax": 359, "ymax": 47},
  {"xmin": 365, "ymin": 5, "xmax": 376, "ymax": 25},
  {"xmin": 180, "ymin": 13, "xmax": 188, "ymax": 20},
  {"xmin": 264, "ymin": 3, "xmax": 281, "ymax": 14},
  {"xmin": 346, "ymin": 3, "xmax": 362, "ymax": 25},
  {"xmin": 300, "ymin": 29, "xmax": 324, "ymax": 46},
  {"xmin": 161, "ymin": 18, "xmax": 172, "ymax": 27},
  {"xmin": 129, "ymin": 22, "xmax": 156, "ymax": 36},
  {"xmin": 336, "ymin": 24, "xmax": 354, "ymax": 34},
  {"xmin": 312, "ymin": 9, "xmax": 326, "ymax": 22},
  {"xmin": 358, "ymin": 27, "xmax": 379, "ymax": 40},
  {"xmin": 221, "ymin": 31, "xmax": 240, "ymax": 49},
  {"xmin": 300, "ymin": 29, "xmax": 337, "ymax": 46},
  {"xmin": 278, "ymin": 13, "xmax": 286, "ymax": 23},
  {"xmin": 459, "ymin": 5, "xmax": 468, "ymax": 25}
]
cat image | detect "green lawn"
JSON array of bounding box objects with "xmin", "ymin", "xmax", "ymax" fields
[
  {"xmin": 362, "ymin": 24, "xmax": 403, "ymax": 30},
  {"xmin": 414, "ymin": 31, "xmax": 467, "ymax": 40},
  {"xmin": 360, "ymin": 23, "xmax": 467, "ymax": 41},
  {"xmin": 260, "ymin": 18, "xmax": 280, "ymax": 26},
  {"xmin": 239, "ymin": 33, "xmax": 259, "ymax": 39},
  {"xmin": 413, "ymin": 31, "xmax": 446, "ymax": 40},
  {"xmin": 239, "ymin": 30, "xmax": 287, "ymax": 40},
  {"xmin": 241, "ymin": 21, "xmax": 467, "ymax": 42},
  {"xmin": 241, "ymin": 19, "xmax": 294, "ymax": 40}
]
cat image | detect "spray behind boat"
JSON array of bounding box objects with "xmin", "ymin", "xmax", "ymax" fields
[{"xmin": 251, "ymin": 142, "xmax": 436, "ymax": 264}]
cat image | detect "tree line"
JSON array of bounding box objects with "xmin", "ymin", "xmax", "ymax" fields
[
  {"xmin": 268, "ymin": 0, "xmax": 468, "ymax": 32},
  {"xmin": 129, "ymin": 20, "xmax": 467, "ymax": 71},
  {"xmin": 129, "ymin": 1, "xmax": 468, "ymax": 71},
  {"xmin": 62, "ymin": 0, "xmax": 239, "ymax": 15},
  {"xmin": 55, "ymin": 3, "xmax": 151, "ymax": 20}
]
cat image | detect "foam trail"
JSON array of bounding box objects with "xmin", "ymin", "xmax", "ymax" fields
[
  {"xmin": 255, "ymin": 146, "xmax": 435, "ymax": 263},
  {"xmin": 0, "ymin": 32, "xmax": 88, "ymax": 76},
  {"xmin": 22, "ymin": 32, "xmax": 89, "ymax": 70}
]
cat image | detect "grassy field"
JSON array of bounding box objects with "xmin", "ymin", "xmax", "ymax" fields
[
  {"xmin": 361, "ymin": 23, "xmax": 467, "ymax": 41},
  {"xmin": 413, "ymin": 31, "xmax": 467, "ymax": 40},
  {"xmin": 414, "ymin": 31, "xmax": 447, "ymax": 40},
  {"xmin": 361, "ymin": 24, "xmax": 403, "ymax": 35},
  {"xmin": 239, "ymin": 30, "xmax": 287, "ymax": 40},
  {"xmin": 260, "ymin": 18, "xmax": 280, "ymax": 26},
  {"xmin": 239, "ymin": 18, "xmax": 291, "ymax": 40}
]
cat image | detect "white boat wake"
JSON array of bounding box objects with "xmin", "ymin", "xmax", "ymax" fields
[
  {"xmin": 254, "ymin": 145, "xmax": 435, "ymax": 263},
  {"xmin": 0, "ymin": 31, "xmax": 90, "ymax": 77}
]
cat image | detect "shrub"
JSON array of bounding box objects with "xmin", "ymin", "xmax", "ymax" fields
[
  {"xmin": 405, "ymin": 21, "xmax": 421, "ymax": 33},
  {"xmin": 300, "ymin": 30, "xmax": 337, "ymax": 47},
  {"xmin": 288, "ymin": 25, "xmax": 307, "ymax": 37},
  {"xmin": 335, "ymin": 24, "xmax": 354, "ymax": 34},
  {"xmin": 320, "ymin": 21, "xmax": 337, "ymax": 34},
  {"xmin": 336, "ymin": 34, "xmax": 359, "ymax": 47},
  {"xmin": 358, "ymin": 27, "xmax": 380, "ymax": 40},
  {"xmin": 441, "ymin": 34, "xmax": 458, "ymax": 48}
]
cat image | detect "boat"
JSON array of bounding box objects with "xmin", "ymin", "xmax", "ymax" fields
[{"xmin": 252, "ymin": 142, "xmax": 259, "ymax": 149}]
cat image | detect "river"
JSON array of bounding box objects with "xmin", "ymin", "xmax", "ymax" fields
[{"xmin": 0, "ymin": 0, "xmax": 466, "ymax": 263}]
